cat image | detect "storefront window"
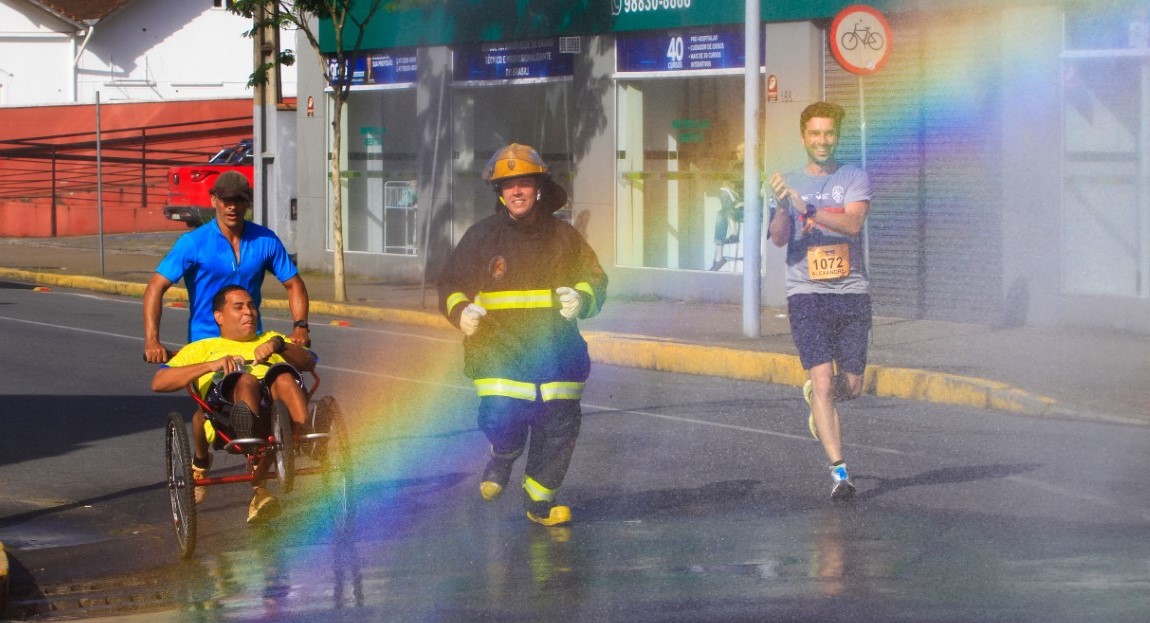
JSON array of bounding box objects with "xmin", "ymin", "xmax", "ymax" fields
[
  {"xmin": 1061, "ymin": 7, "xmax": 1150, "ymax": 297},
  {"xmin": 341, "ymin": 88, "xmax": 419, "ymax": 255},
  {"xmin": 450, "ymin": 82, "xmax": 575, "ymax": 233},
  {"xmin": 616, "ymin": 75, "xmax": 745, "ymax": 272}
]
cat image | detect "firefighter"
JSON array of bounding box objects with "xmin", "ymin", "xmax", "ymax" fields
[{"xmin": 439, "ymin": 143, "xmax": 607, "ymax": 527}]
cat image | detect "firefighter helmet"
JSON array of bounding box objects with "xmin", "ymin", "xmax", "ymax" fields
[{"xmin": 482, "ymin": 143, "xmax": 550, "ymax": 186}]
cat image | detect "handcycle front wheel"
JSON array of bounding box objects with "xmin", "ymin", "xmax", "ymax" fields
[
  {"xmin": 272, "ymin": 400, "xmax": 295, "ymax": 493},
  {"xmin": 165, "ymin": 412, "xmax": 197, "ymax": 559}
]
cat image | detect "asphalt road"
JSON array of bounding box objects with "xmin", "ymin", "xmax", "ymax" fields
[{"xmin": 0, "ymin": 281, "xmax": 1147, "ymax": 622}]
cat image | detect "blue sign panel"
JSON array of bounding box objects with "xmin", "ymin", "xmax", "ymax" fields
[
  {"xmin": 369, "ymin": 50, "xmax": 418, "ymax": 84},
  {"xmin": 617, "ymin": 25, "xmax": 749, "ymax": 73},
  {"xmin": 327, "ymin": 49, "xmax": 418, "ymax": 86},
  {"xmin": 454, "ymin": 38, "xmax": 573, "ymax": 82}
]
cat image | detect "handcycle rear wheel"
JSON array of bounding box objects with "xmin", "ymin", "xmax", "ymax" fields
[
  {"xmin": 272, "ymin": 400, "xmax": 295, "ymax": 493},
  {"xmin": 317, "ymin": 396, "xmax": 355, "ymax": 533},
  {"xmin": 165, "ymin": 412, "xmax": 197, "ymax": 559}
]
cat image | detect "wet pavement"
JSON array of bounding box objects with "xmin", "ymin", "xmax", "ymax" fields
[
  {"xmin": 1, "ymin": 233, "xmax": 1150, "ymax": 622},
  {"xmin": 0, "ymin": 231, "xmax": 1147, "ymax": 425}
]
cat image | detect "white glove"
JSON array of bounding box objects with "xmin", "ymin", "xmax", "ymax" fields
[
  {"xmin": 556, "ymin": 287, "xmax": 583, "ymax": 321},
  {"xmin": 460, "ymin": 303, "xmax": 487, "ymax": 336}
]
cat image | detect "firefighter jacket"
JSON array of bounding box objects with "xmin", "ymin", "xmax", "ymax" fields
[{"xmin": 439, "ymin": 184, "xmax": 607, "ymax": 398}]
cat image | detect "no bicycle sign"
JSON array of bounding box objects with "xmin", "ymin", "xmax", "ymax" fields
[{"xmin": 829, "ymin": 4, "xmax": 893, "ymax": 75}]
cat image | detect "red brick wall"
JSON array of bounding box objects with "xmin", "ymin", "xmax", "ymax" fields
[
  {"xmin": 0, "ymin": 99, "xmax": 252, "ymax": 237},
  {"xmin": 0, "ymin": 197, "xmax": 184, "ymax": 237},
  {"xmin": 0, "ymin": 99, "xmax": 253, "ymax": 141}
]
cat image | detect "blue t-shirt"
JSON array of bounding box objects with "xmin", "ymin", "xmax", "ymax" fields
[
  {"xmin": 156, "ymin": 220, "xmax": 298, "ymax": 341},
  {"xmin": 773, "ymin": 164, "xmax": 872, "ymax": 296}
]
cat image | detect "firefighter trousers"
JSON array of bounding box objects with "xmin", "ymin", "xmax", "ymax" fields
[{"xmin": 478, "ymin": 395, "xmax": 582, "ymax": 495}]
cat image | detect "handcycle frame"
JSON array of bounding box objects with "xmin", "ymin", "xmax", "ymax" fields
[{"xmin": 164, "ymin": 363, "xmax": 353, "ymax": 559}]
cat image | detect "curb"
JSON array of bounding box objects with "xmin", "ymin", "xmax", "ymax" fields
[
  {"xmin": 1, "ymin": 268, "xmax": 1065, "ymax": 419},
  {"xmin": 0, "ymin": 540, "xmax": 7, "ymax": 615},
  {"xmin": 0, "ymin": 268, "xmax": 181, "ymax": 300},
  {"xmin": 582, "ymin": 332, "xmax": 1059, "ymax": 417}
]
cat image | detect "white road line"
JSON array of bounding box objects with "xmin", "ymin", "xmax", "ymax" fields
[
  {"xmin": 1006, "ymin": 475, "xmax": 1142, "ymax": 514},
  {"xmin": 319, "ymin": 364, "xmax": 472, "ymax": 391},
  {"xmin": 303, "ymin": 323, "xmax": 457, "ymax": 344},
  {"xmin": 0, "ymin": 315, "xmax": 144, "ymax": 341},
  {"xmin": 8, "ymin": 289, "xmax": 458, "ymax": 344},
  {"xmin": 0, "ymin": 311, "xmax": 1134, "ymax": 512},
  {"xmin": 0, "ymin": 313, "xmax": 912, "ymax": 453},
  {"xmin": 584, "ymin": 405, "xmax": 909, "ymax": 455}
]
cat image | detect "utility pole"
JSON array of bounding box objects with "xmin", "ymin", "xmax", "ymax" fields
[{"xmin": 742, "ymin": 0, "xmax": 762, "ymax": 337}]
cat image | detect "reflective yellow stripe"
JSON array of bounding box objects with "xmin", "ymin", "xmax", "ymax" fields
[
  {"xmin": 476, "ymin": 289, "xmax": 554, "ymax": 310},
  {"xmin": 523, "ymin": 475, "xmax": 556, "ymax": 502},
  {"xmin": 540, "ymin": 381, "xmax": 584, "ymax": 401},
  {"xmin": 474, "ymin": 378, "xmax": 537, "ymax": 400},
  {"xmin": 475, "ymin": 378, "xmax": 584, "ymax": 401},
  {"xmin": 445, "ymin": 292, "xmax": 469, "ymax": 315}
]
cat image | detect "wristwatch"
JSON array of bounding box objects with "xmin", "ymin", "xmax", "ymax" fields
[
  {"xmin": 293, "ymin": 319, "xmax": 309, "ymax": 330},
  {"xmin": 804, "ymin": 204, "xmax": 818, "ymax": 219}
]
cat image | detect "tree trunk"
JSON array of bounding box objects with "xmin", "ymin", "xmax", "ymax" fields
[{"xmin": 330, "ymin": 95, "xmax": 347, "ymax": 303}]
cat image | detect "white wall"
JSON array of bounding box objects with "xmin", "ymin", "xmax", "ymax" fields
[
  {"xmin": 0, "ymin": 0, "xmax": 297, "ymax": 107},
  {"xmin": 0, "ymin": 0, "xmax": 75, "ymax": 106}
]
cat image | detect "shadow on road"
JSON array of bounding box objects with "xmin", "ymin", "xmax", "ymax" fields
[
  {"xmin": 0, "ymin": 395, "xmax": 188, "ymax": 467},
  {"xmin": 856, "ymin": 463, "xmax": 1041, "ymax": 500}
]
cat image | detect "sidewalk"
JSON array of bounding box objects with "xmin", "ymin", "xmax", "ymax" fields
[{"xmin": 0, "ymin": 232, "xmax": 1146, "ymax": 426}]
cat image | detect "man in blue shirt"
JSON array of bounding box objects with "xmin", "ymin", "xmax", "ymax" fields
[{"xmin": 143, "ymin": 171, "xmax": 310, "ymax": 502}]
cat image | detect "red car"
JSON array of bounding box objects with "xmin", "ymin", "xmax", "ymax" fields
[{"xmin": 163, "ymin": 139, "xmax": 254, "ymax": 226}]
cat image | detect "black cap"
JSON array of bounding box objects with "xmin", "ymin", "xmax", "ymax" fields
[{"xmin": 210, "ymin": 171, "xmax": 252, "ymax": 203}]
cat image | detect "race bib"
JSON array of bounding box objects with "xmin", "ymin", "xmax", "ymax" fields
[{"xmin": 807, "ymin": 243, "xmax": 850, "ymax": 280}]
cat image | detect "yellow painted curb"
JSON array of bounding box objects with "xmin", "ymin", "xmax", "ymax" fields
[
  {"xmin": 584, "ymin": 332, "xmax": 809, "ymax": 387},
  {"xmin": 583, "ymin": 332, "xmax": 1058, "ymax": 417},
  {"xmin": 0, "ymin": 269, "xmax": 1059, "ymax": 418},
  {"xmin": 0, "ymin": 539, "xmax": 8, "ymax": 613},
  {"xmin": 0, "ymin": 268, "xmax": 188, "ymax": 301}
]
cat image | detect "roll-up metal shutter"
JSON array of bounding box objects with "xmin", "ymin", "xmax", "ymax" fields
[{"xmin": 824, "ymin": 12, "xmax": 1003, "ymax": 323}]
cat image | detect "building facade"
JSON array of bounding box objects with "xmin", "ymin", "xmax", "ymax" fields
[
  {"xmin": 1, "ymin": 0, "xmax": 297, "ymax": 107},
  {"xmin": 290, "ymin": 0, "xmax": 1150, "ymax": 332}
]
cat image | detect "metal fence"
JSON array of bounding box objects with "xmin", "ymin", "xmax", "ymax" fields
[{"xmin": 0, "ymin": 117, "xmax": 251, "ymax": 236}]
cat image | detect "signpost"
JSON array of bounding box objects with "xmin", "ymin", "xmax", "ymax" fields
[
  {"xmin": 828, "ymin": 4, "xmax": 892, "ymax": 280},
  {"xmin": 829, "ymin": 4, "xmax": 892, "ymax": 76}
]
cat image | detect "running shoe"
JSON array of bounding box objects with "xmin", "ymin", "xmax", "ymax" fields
[
  {"xmin": 803, "ymin": 380, "xmax": 818, "ymax": 440},
  {"xmin": 830, "ymin": 464, "xmax": 856, "ymax": 501},
  {"xmin": 247, "ymin": 486, "xmax": 282, "ymax": 524},
  {"xmin": 526, "ymin": 500, "xmax": 572, "ymax": 527},
  {"xmin": 191, "ymin": 454, "xmax": 212, "ymax": 505},
  {"xmin": 479, "ymin": 454, "xmax": 515, "ymax": 502}
]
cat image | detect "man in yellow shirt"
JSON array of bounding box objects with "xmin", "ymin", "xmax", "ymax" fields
[{"xmin": 152, "ymin": 285, "xmax": 317, "ymax": 523}]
